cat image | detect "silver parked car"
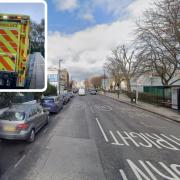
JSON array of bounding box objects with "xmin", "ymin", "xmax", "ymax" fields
[{"xmin": 0, "ymin": 104, "xmax": 49, "ymax": 143}]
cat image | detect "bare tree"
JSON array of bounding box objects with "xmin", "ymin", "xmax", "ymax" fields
[
  {"xmin": 105, "ymin": 45, "xmax": 142, "ymax": 92},
  {"xmin": 135, "ymin": 0, "xmax": 180, "ymax": 85},
  {"xmin": 90, "ymin": 76, "xmax": 104, "ymax": 89},
  {"xmin": 154, "ymin": 0, "xmax": 180, "ymax": 47},
  {"xmin": 84, "ymin": 79, "xmax": 91, "ymax": 89},
  {"xmin": 30, "ymin": 19, "xmax": 45, "ymax": 57},
  {"xmin": 104, "ymin": 62, "xmax": 124, "ymax": 90}
]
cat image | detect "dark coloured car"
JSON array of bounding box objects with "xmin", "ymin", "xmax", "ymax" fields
[
  {"xmin": 90, "ymin": 90, "xmax": 97, "ymax": 95},
  {"xmin": 0, "ymin": 104, "xmax": 49, "ymax": 143},
  {"xmin": 62, "ymin": 94, "xmax": 70, "ymax": 104},
  {"xmin": 68, "ymin": 92, "xmax": 74, "ymax": 98},
  {"xmin": 73, "ymin": 89, "xmax": 78, "ymax": 93},
  {"xmin": 41, "ymin": 96, "xmax": 63, "ymax": 113}
]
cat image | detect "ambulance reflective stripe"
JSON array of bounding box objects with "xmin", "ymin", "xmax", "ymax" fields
[
  {"xmin": 0, "ymin": 29, "xmax": 18, "ymax": 42},
  {"xmin": 0, "ymin": 29, "xmax": 18, "ymax": 53},
  {"xmin": 0, "ymin": 41, "xmax": 10, "ymax": 53},
  {"xmin": 0, "ymin": 14, "xmax": 30, "ymax": 87},
  {"xmin": 0, "ymin": 29, "xmax": 18, "ymax": 72},
  {"xmin": 0, "ymin": 55, "xmax": 14, "ymax": 72},
  {"xmin": 3, "ymin": 29, "xmax": 18, "ymax": 51},
  {"xmin": 0, "ymin": 35, "xmax": 17, "ymax": 54},
  {"xmin": 0, "ymin": 47, "xmax": 16, "ymax": 73}
]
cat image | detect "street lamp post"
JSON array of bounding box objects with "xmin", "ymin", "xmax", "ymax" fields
[{"xmin": 58, "ymin": 59, "xmax": 63, "ymax": 95}]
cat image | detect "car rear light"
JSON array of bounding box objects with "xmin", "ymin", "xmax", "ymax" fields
[{"xmin": 16, "ymin": 123, "xmax": 29, "ymax": 130}]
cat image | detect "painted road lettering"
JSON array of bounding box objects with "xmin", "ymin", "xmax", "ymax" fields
[
  {"xmin": 109, "ymin": 130, "xmax": 123, "ymax": 146},
  {"xmin": 130, "ymin": 132, "xmax": 153, "ymax": 148},
  {"xmin": 101, "ymin": 129, "xmax": 180, "ymax": 150},
  {"xmin": 161, "ymin": 134, "xmax": 180, "ymax": 146},
  {"xmin": 95, "ymin": 118, "xmax": 180, "ymax": 150},
  {"xmin": 145, "ymin": 133, "xmax": 179, "ymax": 150},
  {"xmin": 120, "ymin": 159, "xmax": 180, "ymax": 180},
  {"xmin": 117, "ymin": 131, "xmax": 140, "ymax": 147}
]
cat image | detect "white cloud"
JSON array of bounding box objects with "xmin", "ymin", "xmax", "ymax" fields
[
  {"xmin": 48, "ymin": 0, "xmax": 154, "ymax": 80},
  {"xmin": 128, "ymin": 0, "xmax": 155, "ymax": 18},
  {"xmin": 53, "ymin": 0, "xmax": 78, "ymax": 11},
  {"xmin": 92, "ymin": 0, "xmax": 128, "ymax": 16},
  {"xmin": 48, "ymin": 20, "xmax": 135, "ymax": 80}
]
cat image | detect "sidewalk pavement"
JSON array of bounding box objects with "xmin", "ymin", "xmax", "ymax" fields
[{"xmin": 104, "ymin": 92, "xmax": 180, "ymax": 123}]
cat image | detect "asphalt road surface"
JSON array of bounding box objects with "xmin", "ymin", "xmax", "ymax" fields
[{"xmin": 0, "ymin": 94, "xmax": 180, "ymax": 180}]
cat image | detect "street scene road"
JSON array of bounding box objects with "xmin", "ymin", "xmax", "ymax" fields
[
  {"xmin": 0, "ymin": 0, "xmax": 180, "ymax": 180},
  {"xmin": 1, "ymin": 94, "xmax": 180, "ymax": 180}
]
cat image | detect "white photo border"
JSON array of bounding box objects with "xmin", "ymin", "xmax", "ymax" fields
[{"xmin": 0, "ymin": 0, "xmax": 47, "ymax": 92}]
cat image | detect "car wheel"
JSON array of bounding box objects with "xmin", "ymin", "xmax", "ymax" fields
[{"xmin": 27, "ymin": 129, "xmax": 35, "ymax": 143}]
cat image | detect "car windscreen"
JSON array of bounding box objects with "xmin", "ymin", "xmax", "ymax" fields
[
  {"xmin": 0, "ymin": 111, "xmax": 26, "ymax": 121},
  {"xmin": 42, "ymin": 98, "xmax": 54, "ymax": 103}
]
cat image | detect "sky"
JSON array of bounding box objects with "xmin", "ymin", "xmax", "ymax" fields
[
  {"xmin": 0, "ymin": 3, "xmax": 44, "ymax": 23},
  {"xmin": 1, "ymin": 0, "xmax": 154, "ymax": 81},
  {"xmin": 48, "ymin": 0, "xmax": 155, "ymax": 81}
]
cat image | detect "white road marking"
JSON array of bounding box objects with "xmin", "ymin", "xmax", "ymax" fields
[
  {"xmin": 96, "ymin": 118, "xmax": 109, "ymax": 142},
  {"xmin": 94, "ymin": 104, "xmax": 112, "ymax": 111},
  {"xmin": 138, "ymin": 160, "xmax": 157, "ymax": 180},
  {"xmin": 117, "ymin": 131, "xmax": 140, "ymax": 147},
  {"xmin": 101, "ymin": 105, "xmax": 112, "ymax": 111},
  {"xmin": 119, "ymin": 169, "xmax": 128, "ymax": 180},
  {"xmin": 109, "ymin": 130, "xmax": 123, "ymax": 145},
  {"xmin": 121, "ymin": 159, "xmax": 180, "ymax": 180},
  {"xmin": 161, "ymin": 134, "xmax": 180, "ymax": 146},
  {"xmin": 105, "ymin": 130, "xmax": 180, "ymax": 150},
  {"xmin": 14, "ymin": 155, "xmax": 26, "ymax": 168}
]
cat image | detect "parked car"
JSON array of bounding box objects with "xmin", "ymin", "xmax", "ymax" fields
[
  {"xmin": 90, "ymin": 90, "xmax": 97, "ymax": 95},
  {"xmin": 78, "ymin": 88, "xmax": 86, "ymax": 96},
  {"xmin": 73, "ymin": 88, "xmax": 78, "ymax": 93},
  {"xmin": 68, "ymin": 92, "xmax": 74, "ymax": 98},
  {"xmin": 66, "ymin": 93, "xmax": 71, "ymax": 100},
  {"xmin": 0, "ymin": 104, "xmax": 49, "ymax": 143},
  {"xmin": 41, "ymin": 96, "xmax": 63, "ymax": 113},
  {"xmin": 62, "ymin": 94, "xmax": 70, "ymax": 104}
]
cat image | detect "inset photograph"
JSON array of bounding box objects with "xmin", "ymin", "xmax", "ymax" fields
[{"xmin": 0, "ymin": 0, "xmax": 47, "ymax": 91}]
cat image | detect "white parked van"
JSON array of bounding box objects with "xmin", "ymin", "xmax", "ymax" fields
[{"xmin": 78, "ymin": 88, "xmax": 86, "ymax": 96}]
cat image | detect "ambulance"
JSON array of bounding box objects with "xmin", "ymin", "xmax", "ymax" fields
[{"xmin": 0, "ymin": 14, "xmax": 30, "ymax": 88}]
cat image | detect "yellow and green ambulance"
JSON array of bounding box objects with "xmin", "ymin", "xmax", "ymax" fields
[{"xmin": 0, "ymin": 13, "xmax": 30, "ymax": 88}]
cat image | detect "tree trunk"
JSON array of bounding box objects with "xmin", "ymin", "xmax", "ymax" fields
[{"xmin": 126, "ymin": 79, "xmax": 131, "ymax": 92}]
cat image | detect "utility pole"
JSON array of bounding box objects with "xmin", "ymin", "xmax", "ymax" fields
[{"xmin": 58, "ymin": 59, "xmax": 63, "ymax": 95}]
